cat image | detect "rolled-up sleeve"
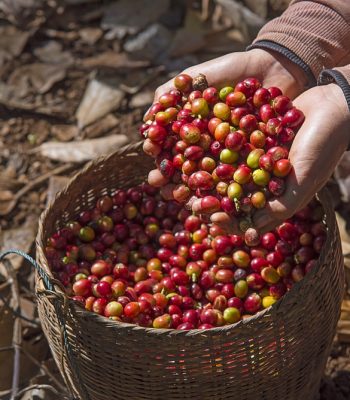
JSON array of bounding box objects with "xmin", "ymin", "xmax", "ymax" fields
[{"xmin": 248, "ymin": 1, "xmax": 350, "ymax": 87}]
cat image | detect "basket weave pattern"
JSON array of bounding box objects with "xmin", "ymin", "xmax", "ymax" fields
[{"xmin": 36, "ymin": 143, "xmax": 344, "ymax": 400}]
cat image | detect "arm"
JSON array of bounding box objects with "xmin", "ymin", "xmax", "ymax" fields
[
  {"xmin": 253, "ymin": 64, "xmax": 350, "ymax": 233},
  {"xmin": 249, "ymin": 1, "xmax": 350, "ymax": 86}
]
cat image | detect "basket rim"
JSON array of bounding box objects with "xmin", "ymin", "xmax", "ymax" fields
[{"xmin": 36, "ymin": 142, "xmax": 336, "ymax": 336}]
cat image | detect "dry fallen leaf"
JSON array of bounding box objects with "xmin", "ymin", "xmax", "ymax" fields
[
  {"xmin": 83, "ymin": 113, "xmax": 119, "ymax": 139},
  {"xmin": 0, "ymin": 176, "xmax": 24, "ymax": 191},
  {"xmin": 214, "ymin": 0, "xmax": 265, "ymax": 40},
  {"xmin": 129, "ymin": 91, "xmax": 153, "ymax": 109},
  {"xmin": 204, "ymin": 29, "xmax": 246, "ymax": 54},
  {"xmin": 245, "ymin": 0, "xmax": 268, "ymax": 19},
  {"xmin": 0, "ymin": 164, "xmax": 76, "ymax": 216},
  {"xmin": 43, "ymin": 29, "xmax": 79, "ymax": 41},
  {"xmin": 269, "ymin": 0, "xmax": 292, "ymax": 13},
  {"xmin": 124, "ymin": 24, "xmax": 172, "ymax": 61},
  {"xmin": 76, "ymin": 78, "xmax": 124, "ymax": 128},
  {"xmin": 0, "ymin": 25, "xmax": 31, "ymax": 68},
  {"xmin": 169, "ymin": 28, "xmax": 206, "ymax": 57},
  {"xmin": 8, "ymin": 63, "xmax": 67, "ymax": 95},
  {"xmin": 0, "ymin": 82, "xmax": 68, "ymax": 118},
  {"xmin": 46, "ymin": 176, "xmax": 70, "ymax": 205},
  {"xmin": 0, "ymin": 0, "xmax": 43, "ymax": 24},
  {"xmin": 0, "ymin": 215, "xmax": 37, "ymax": 270},
  {"xmin": 64, "ymin": 0, "xmax": 97, "ymax": 3},
  {"xmin": 80, "ymin": 51, "xmax": 149, "ymax": 70},
  {"xmin": 78, "ymin": 27, "xmax": 103, "ymax": 45},
  {"xmin": 0, "ymin": 190, "xmax": 14, "ymax": 201},
  {"xmin": 51, "ymin": 125, "xmax": 79, "ymax": 142},
  {"xmin": 101, "ymin": 0, "xmax": 170, "ymax": 39},
  {"xmin": 35, "ymin": 134, "xmax": 128, "ymax": 162},
  {"xmin": 33, "ymin": 41, "xmax": 74, "ymax": 66}
]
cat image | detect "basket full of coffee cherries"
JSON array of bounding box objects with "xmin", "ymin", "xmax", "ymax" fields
[
  {"xmin": 39, "ymin": 75, "xmax": 344, "ymax": 400},
  {"xmin": 44, "ymin": 74, "xmax": 329, "ymax": 331}
]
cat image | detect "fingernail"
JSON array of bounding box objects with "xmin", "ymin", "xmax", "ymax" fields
[{"xmin": 189, "ymin": 197, "xmax": 201, "ymax": 212}]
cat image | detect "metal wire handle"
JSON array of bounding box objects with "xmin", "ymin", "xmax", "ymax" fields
[
  {"xmin": 0, "ymin": 249, "xmax": 54, "ymax": 290},
  {"xmin": 0, "ymin": 249, "xmax": 91, "ymax": 400}
]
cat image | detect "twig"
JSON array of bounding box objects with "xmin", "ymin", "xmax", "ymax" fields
[
  {"xmin": 0, "ymin": 345, "xmax": 13, "ymax": 352},
  {"xmin": 0, "ymin": 163, "xmax": 78, "ymax": 216},
  {"xmin": 120, "ymin": 66, "xmax": 165, "ymax": 94},
  {"xmin": 0, "ymin": 389, "xmax": 12, "ymax": 397},
  {"xmin": 20, "ymin": 347, "xmax": 68, "ymax": 393},
  {"xmin": 14, "ymin": 384, "xmax": 70, "ymax": 400},
  {"xmin": 16, "ymin": 285, "xmax": 36, "ymax": 299},
  {"xmin": 3, "ymin": 258, "xmax": 22, "ymax": 400},
  {"xmin": 1, "ymin": 258, "xmax": 70, "ymax": 397},
  {"xmin": 0, "ymin": 280, "xmax": 11, "ymax": 291},
  {"xmin": 0, "ymin": 292, "xmax": 40, "ymax": 327}
]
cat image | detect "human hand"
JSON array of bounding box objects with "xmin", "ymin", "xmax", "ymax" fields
[
  {"xmin": 152, "ymin": 49, "xmax": 308, "ymax": 104},
  {"xmin": 250, "ymin": 83, "xmax": 349, "ymax": 233},
  {"xmin": 145, "ymin": 49, "xmax": 311, "ymax": 230}
]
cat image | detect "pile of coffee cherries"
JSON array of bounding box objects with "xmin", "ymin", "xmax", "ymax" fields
[
  {"xmin": 45, "ymin": 184, "xmax": 326, "ymax": 330},
  {"xmin": 141, "ymin": 74, "xmax": 305, "ymax": 234}
]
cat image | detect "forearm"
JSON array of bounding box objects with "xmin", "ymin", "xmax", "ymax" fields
[{"xmin": 248, "ymin": 1, "xmax": 350, "ymax": 87}]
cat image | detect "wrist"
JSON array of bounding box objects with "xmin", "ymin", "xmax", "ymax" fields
[
  {"xmin": 271, "ymin": 51, "xmax": 308, "ymax": 93},
  {"xmin": 327, "ymin": 83, "xmax": 350, "ymax": 122},
  {"xmin": 246, "ymin": 46, "xmax": 310, "ymax": 99},
  {"xmin": 262, "ymin": 49, "xmax": 308, "ymax": 97}
]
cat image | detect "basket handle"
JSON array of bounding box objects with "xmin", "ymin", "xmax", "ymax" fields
[
  {"xmin": 0, "ymin": 249, "xmax": 55, "ymax": 291},
  {"xmin": 0, "ymin": 249, "xmax": 91, "ymax": 400}
]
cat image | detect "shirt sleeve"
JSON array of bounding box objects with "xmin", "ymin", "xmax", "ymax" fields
[
  {"xmin": 248, "ymin": 1, "xmax": 350, "ymax": 88},
  {"xmin": 319, "ymin": 65, "xmax": 350, "ymax": 112}
]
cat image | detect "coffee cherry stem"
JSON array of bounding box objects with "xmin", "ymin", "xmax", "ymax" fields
[
  {"xmin": 234, "ymin": 198, "xmax": 240, "ymax": 213},
  {"xmin": 192, "ymin": 74, "xmax": 209, "ymax": 92}
]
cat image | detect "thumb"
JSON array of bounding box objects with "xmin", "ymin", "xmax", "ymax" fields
[{"xmin": 253, "ymin": 198, "xmax": 296, "ymax": 234}]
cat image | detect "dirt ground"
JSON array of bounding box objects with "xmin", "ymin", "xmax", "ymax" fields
[{"xmin": 0, "ymin": 1, "xmax": 349, "ymax": 399}]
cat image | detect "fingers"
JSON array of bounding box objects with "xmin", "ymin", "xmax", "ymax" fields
[
  {"xmin": 153, "ymin": 81, "xmax": 175, "ymax": 103},
  {"xmin": 254, "ymin": 200, "xmax": 297, "ymax": 234},
  {"xmin": 159, "ymin": 184, "xmax": 176, "ymax": 201},
  {"xmin": 148, "ymin": 169, "xmax": 169, "ymax": 188},
  {"xmin": 189, "ymin": 204, "xmax": 241, "ymax": 234},
  {"xmin": 150, "ymin": 51, "xmax": 249, "ymax": 105},
  {"xmin": 143, "ymin": 138, "xmax": 162, "ymax": 158},
  {"xmin": 253, "ymin": 191, "xmax": 316, "ymax": 234},
  {"xmin": 210, "ymin": 212, "xmax": 240, "ymax": 234},
  {"xmin": 147, "ymin": 47, "xmax": 309, "ymax": 119},
  {"xmin": 253, "ymin": 171, "xmax": 329, "ymax": 233},
  {"xmin": 253, "ymin": 85, "xmax": 349, "ymax": 233},
  {"xmin": 253, "ymin": 167, "xmax": 304, "ymax": 233}
]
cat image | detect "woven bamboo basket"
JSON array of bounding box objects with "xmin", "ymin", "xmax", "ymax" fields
[{"xmin": 35, "ymin": 142, "xmax": 344, "ymax": 400}]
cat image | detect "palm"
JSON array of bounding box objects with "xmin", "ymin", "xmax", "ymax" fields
[
  {"xmin": 147, "ymin": 49, "xmax": 331, "ymax": 234},
  {"xmin": 253, "ymin": 84, "xmax": 349, "ymax": 232},
  {"xmin": 154, "ymin": 49, "xmax": 305, "ymax": 102}
]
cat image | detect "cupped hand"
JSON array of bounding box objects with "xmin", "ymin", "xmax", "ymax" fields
[
  {"xmin": 148, "ymin": 49, "xmax": 314, "ymax": 228},
  {"xmin": 250, "ymin": 83, "xmax": 350, "ymax": 233},
  {"xmin": 146, "ymin": 49, "xmax": 309, "ymax": 217},
  {"xmin": 152, "ymin": 48, "xmax": 307, "ymax": 104}
]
